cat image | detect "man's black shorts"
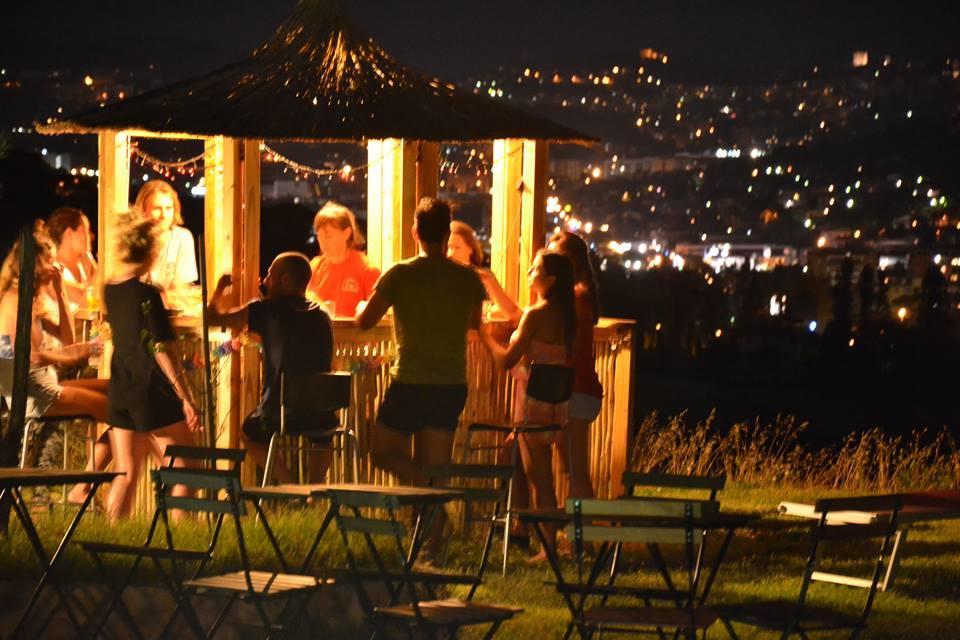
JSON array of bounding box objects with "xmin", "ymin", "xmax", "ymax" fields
[{"xmin": 377, "ymin": 382, "xmax": 468, "ymax": 433}]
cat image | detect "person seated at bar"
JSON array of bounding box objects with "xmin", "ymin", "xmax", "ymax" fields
[
  {"xmin": 208, "ymin": 252, "xmax": 336, "ymax": 482},
  {"xmin": 356, "ymin": 197, "xmax": 486, "ymax": 555},
  {"xmin": 134, "ymin": 180, "xmax": 198, "ymax": 305},
  {"xmin": 447, "ymin": 220, "xmax": 521, "ymax": 322},
  {"xmin": 102, "ymin": 213, "xmax": 200, "ymax": 520},
  {"xmin": 478, "ymin": 251, "xmax": 576, "ymax": 563},
  {"xmin": 307, "ymin": 201, "xmax": 380, "ymax": 318},
  {"xmin": 0, "ymin": 221, "xmax": 108, "ymax": 427},
  {"xmin": 46, "ymin": 207, "xmax": 98, "ymax": 311}
]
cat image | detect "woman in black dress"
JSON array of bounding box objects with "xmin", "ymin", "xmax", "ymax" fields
[{"xmin": 103, "ymin": 213, "xmax": 200, "ymax": 520}]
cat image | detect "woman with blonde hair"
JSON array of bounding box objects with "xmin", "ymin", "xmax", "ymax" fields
[
  {"xmin": 307, "ymin": 201, "xmax": 380, "ymax": 317},
  {"xmin": 134, "ymin": 180, "xmax": 198, "ymax": 294},
  {"xmin": 101, "ymin": 212, "xmax": 199, "ymax": 520},
  {"xmin": 0, "ymin": 221, "xmax": 108, "ymax": 426},
  {"xmin": 447, "ymin": 221, "xmax": 485, "ymax": 268}
]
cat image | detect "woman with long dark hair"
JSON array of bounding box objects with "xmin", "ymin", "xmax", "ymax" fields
[
  {"xmin": 479, "ymin": 251, "xmax": 576, "ymax": 562},
  {"xmin": 547, "ymin": 230, "xmax": 603, "ymax": 500}
]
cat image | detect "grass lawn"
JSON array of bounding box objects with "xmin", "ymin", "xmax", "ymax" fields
[{"xmin": 2, "ymin": 483, "xmax": 958, "ymax": 639}]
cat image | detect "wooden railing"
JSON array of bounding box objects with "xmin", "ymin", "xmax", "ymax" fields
[
  {"xmin": 128, "ymin": 316, "xmax": 635, "ymax": 512},
  {"xmin": 330, "ymin": 317, "xmax": 635, "ymax": 500}
]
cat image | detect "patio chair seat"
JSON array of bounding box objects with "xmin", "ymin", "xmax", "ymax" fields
[
  {"xmin": 375, "ymin": 598, "xmax": 522, "ymax": 625},
  {"xmin": 185, "ymin": 570, "xmax": 330, "ymax": 597},
  {"xmin": 722, "ymin": 601, "xmax": 863, "ymax": 631},
  {"xmin": 582, "ymin": 605, "xmax": 720, "ymax": 629}
]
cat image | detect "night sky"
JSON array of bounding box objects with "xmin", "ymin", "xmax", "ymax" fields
[{"xmin": 7, "ymin": 1, "xmax": 960, "ymax": 83}]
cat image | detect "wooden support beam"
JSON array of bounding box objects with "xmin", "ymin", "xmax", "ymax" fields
[
  {"xmin": 491, "ymin": 139, "xmax": 548, "ymax": 307},
  {"xmin": 238, "ymin": 139, "xmax": 261, "ymax": 462},
  {"xmin": 610, "ymin": 326, "xmax": 635, "ymax": 497},
  {"xmin": 366, "ymin": 139, "xmax": 418, "ymax": 270},
  {"xmin": 518, "ymin": 140, "xmax": 548, "ymax": 307},
  {"xmin": 97, "ymin": 131, "xmax": 130, "ymax": 282},
  {"xmin": 415, "ymin": 141, "xmax": 440, "ymax": 204},
  {"xmin": 203, "ymin": 137, "xmax": 243, "ymax": 450}
]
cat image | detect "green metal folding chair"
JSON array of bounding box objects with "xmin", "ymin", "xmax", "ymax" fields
[
  {"xmin": 328, "ymin": 488, "xmax": 522, "ymax": 639},
  {"xmin": 154, "ymin": 466, "xmax": 332, "ymax": 639},
  {"xmin": 719, "ymin": 494, "xmax": 904, "ymax": 640},
  {"xmin": 75, "ymin": 445, "xmax": 245, "ymax": 639},
  {"xmin": 424, "ymin": 463, "xmax": 514, "ymax": 598},
  {"xmin": 554, "ymin": 498, "xmax": 722, "ymax": 640}
]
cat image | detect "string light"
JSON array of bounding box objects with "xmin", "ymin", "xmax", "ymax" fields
[
  {"xmin": 130, "ymin": 143, "xmax": 203, "ymax": 181},
  {"xmin": 261, "ymin": 142, "xmax": 370, "ymax": 179}
]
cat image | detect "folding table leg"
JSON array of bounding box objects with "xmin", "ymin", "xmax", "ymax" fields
[
  {"xmin": 9, "ymin": 485, "xmax": 89, "ymax": 638},
  {"xmin": 881, "ymin": 528, "xmax": 907, "ymax": 591}
]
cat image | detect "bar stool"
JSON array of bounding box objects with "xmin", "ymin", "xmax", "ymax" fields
[{"xmin": 262, "ymin": 371, "xmax": 359, "ymax": 486}]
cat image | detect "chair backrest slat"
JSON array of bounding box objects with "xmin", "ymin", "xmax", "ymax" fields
[
  {"xmin": 623, "ymin": 471, "xmax": 725, "ymax": 493},
  {"xmin": 153, "ymin": 469, "xmax": 245, "ymax": 516},
  {"xmin": 566, "ymin": 524, "xmax": 703, "ymax": 545},
  {"xmin": 815, "ymin": 494, "xmax": 903, "ymax": 514},
  {"xmin": 163, "ymin": 496, "xmax": 239, "ymax": 515},
  {"xmin": 163, "ymin": 445, "xmax": 245, "ymax": 468},
  {"xmin": 155, "ymin": 468, "xmax": 240, "ymax": 492},
  {"xmin": 567, "ymin": 497, "xmax": 719, "ymax": 519},
  {"xmin": 816, "ymin": 522, "xmax": 898, "ymax": 542}
]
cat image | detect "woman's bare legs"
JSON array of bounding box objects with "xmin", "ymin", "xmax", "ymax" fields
[
  {"xmin": 557, "ymin": 418, "xmax": 595, "ymax": 500},
  {"xmin": 517, "ymin": 433, "xmax": 558, "ymax": 563},
  {"xmin": 45, "ymin": 380, "xmax": 112, "ymax": 504},
  {"xmin": 105, "ymin": 428, "xmax": 149, "ymax": 521},
  {"xmin": 68, "ymin": 429, "xmax": 112, "ymax": 504},
  {"xmin": 146, "ymin": 420, "xmax": 198, "ymax": 521}
]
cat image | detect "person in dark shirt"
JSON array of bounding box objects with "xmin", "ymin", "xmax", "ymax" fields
[
  {"xmin": 102, "ymin": 214, "xmax": 200, "ymax": 521},
  {"xmin": 207, "ymin": 252, "xmax": 335, "ymax": 482}
]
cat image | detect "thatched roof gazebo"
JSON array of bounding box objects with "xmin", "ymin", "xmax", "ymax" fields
[
  {"xmin": 38, "ymin": 0, "xmax": 633, "ymax": 501},
  {"xmin": 41, "ymin": 0, "xmax": 591, "ymax": 143}
]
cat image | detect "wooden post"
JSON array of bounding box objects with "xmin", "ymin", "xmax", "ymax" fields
[
  {"xmin": 236, "ymin": 140, "xmax": 261, "ymax": 447},
  {"xmin": 366, "ymin": 139, "xmax": 418, "ymax": 270},
  {"xmin": 491, "ymin": 139, "xmax": 547, "ymax": 306},
  {"xmin": 610, "ymin": 326, "xmax": 635, "ymax": 497},
  {"xmin": 203, "ymin": 137, "xmax": 243, "ymax": 450},
  {"xmin": 238, "ymin": 140, "xmax": 261, "ymax": 480},
  {"xmin": 97, "ymin": 131, "xmax": 130, "ymax": 284},
  {"xmin": 518, "ymin": 140, "xmax": 548, "ymax": 307},
  {"xmin": 415, "ymin": 141, "xmax": 440, "ymax": 204},
  {"xmin": 490, "ymin": 139, "xmax": 524, "ymax": 302}
]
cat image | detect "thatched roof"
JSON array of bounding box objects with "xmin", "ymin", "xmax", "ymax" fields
[{"xmin": 38, "ymin": 0, "xmax": 593, "ymax": 144}]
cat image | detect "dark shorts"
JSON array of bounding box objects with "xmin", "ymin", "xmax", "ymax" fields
[
  {"xmin": 241, "ymin": 411, "xmax": 338, "ymax": 445},
  {"xmin": 108, "ymin": 384, "xmax": 185, "ymax": 433},
  {"xmin": 377, "ymin": 382, "xmax": 468, "ymax": 433}
]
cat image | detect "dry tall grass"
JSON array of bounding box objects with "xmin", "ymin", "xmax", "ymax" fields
[{"xmin": 630, "ymin": 412, "xmax": 960, "ymax": 491}]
